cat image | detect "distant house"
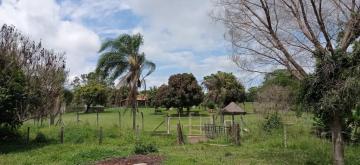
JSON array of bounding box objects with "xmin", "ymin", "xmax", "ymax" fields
[{"xmin": 119, "ymin": 94, "xmax": 148, "ymax": 107}]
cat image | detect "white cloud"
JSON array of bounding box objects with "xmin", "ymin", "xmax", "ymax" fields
[
  {"xmin": 0, "ymin": 0, "xmax": 101, "ymax": 78},
  {"xmin": 0, "ymin": 0, "xmax": 263, "ymax": 88}
]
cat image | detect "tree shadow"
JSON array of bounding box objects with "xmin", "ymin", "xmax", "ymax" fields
[{"xmin": 0, "ymin": 140, "xmax": 54, "ymax": 154}]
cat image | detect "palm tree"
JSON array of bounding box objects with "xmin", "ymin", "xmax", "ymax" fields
[{"xmin": 96, "ymin": 33, "xmax": 155, "ymax": 130}]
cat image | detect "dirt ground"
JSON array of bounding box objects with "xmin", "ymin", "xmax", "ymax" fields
[{"xmin": 96, "ymin": 154, "xmax": 164, "ymax": 165}]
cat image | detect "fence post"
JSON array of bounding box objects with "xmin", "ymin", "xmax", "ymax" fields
[
  {"xmin": 283, "ymin": 124, "xmax": 287, "ymax": 148},
  {"xmin": 167, "ymin": 116, "xmax": 170, "ymax": 134},
  {"xmin": 118, "ymin": 111, "xmax": 122, "ymax": 129},
  {"xmin": 141, "ymin": 112, "xmax": 144, "ymax": 131},
  {"xmin": 177, "ymin": 123, "xmax": 184, "ymax": 145},
  {"xmin": 99, "ymin": 127, "xmax": 103, "ymax": 145},
  {"xmin": 26, "ymin": 127, "xmax": 30, "ymax": 144},
  {"xmin": 96, "ymin": 111, "xmax": 99, "ymax": 127},
  {"xmin": 136, "ymin": 125, "xmax": 140, "ymax": 142},
  {"xmin": 212, "ymin": 114, "xmax": 215, "ymax": 125},
  {"xmin": 60, "ymin": 126, "xmax": 64, "ymax": 144},
  {"xmin": 76, "ymin": 112, "xmax": 80, "ymax": 124},
  {"xmin": 189, "ymin": 113, "xmax": 192, "ymax": 135},
  {"xmin": 234, "ymin": 124, "xmax": 240, "ymax": 146},
  {"xmin": 200, "ymin": 116, "xmax": 202, "ymax": 135}
]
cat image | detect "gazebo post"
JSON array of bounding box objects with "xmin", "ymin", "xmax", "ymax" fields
[{"xmin": 232, "ymin": 114, "xmax": 235, "ymax": 125}]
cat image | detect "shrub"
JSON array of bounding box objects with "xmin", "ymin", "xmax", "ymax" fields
[
  {"xmin": 263, "ymin": 113, "xmax": 282, "ymax": 132},
  {"xmin": 134, "ymin": 142, "xmax": 158, "ymax": 155},
  {"xmin": 34, "ymin": 132, "xmax": 48, "ymax": 143}
]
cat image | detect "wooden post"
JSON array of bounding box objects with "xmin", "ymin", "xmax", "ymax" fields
[
  {"xmin": 118, "ymin": 111, "xmax": 122, "ymax": 129},
  {"xmin": 200, "ymin": 115, "xmax": 203, "ymax": 135},
  {"xmin": 232, "ymin": 114, "xmax": 235, "ymax": 125},
  {"xmin": 136, "ymin": 125, "xmax": 140, "ymax": 142},
  {"xmin": 141, "ymin": 112, "xmax": 144, "ymax": 131},
  {"xmin": 99, "ymin": 127, "xmax": 103, "ymax": 145},
  {"xmin": 177, "ymin": 123, "xmax": 184, "ymax": 145},
  {"xmin": 212, "ymin": 114, "xmax": 215, "ymax": 125},
  {"xmin": 167, "ymin": 116, "xmax": 170, "ymax": 134},
  {"xmin": 189, "ymin": 113, "xmax": 192, "ymax": 135},
  {"xmin": 26, "ymin": 127, "xmax": 30, "ymax": 144},
  {"xmin": 76, "ymin": 112, "xmax": 79, "ymax": 124},
  {"xmin": 234, "ymin": 124, "xmax": 240, "ymax": 145},
  {"xmin": 283, "ymin": 124, "xmax": 287, "ymax": 148},
  {"xmin": 60, "ymin": 126, "xmax": 64, "ymax": 144},
  {"xmin": 96, "ymin": 111, "xmax": 99, "ymax": 127}
]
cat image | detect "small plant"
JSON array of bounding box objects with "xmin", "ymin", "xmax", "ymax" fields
[
  {"xmin": 263, "ymin": 113, "xmax": 282, "ymax": 133},
  {"xmin": 134, "ymin": 142, "xmax": 158, "ymax": 155},
  {"xmin": 207, "ymin": 101, "xmax": 216, "ymax": 109},
  {"xmin": 34, "ymin": 132, "xmax": 47, "ymax": 143}
]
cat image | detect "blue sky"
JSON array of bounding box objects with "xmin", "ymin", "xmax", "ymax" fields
[{"xmin": 0, "ymin": 0, "xmax": 263, "ymax": 89}]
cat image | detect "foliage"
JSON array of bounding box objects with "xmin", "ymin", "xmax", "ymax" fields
[
  {"xmin": 146, "ymin": 86, "xmax": 158, "ymax": 107},
  {"xmin": 0, "ymin": 60, "xmax": 26, "ymax": 129},
  {"xmin": 134, "ymin": 142, "xmax": 158, "ymax": 155},
  {"xmin": 255, "ymin": 69, "xmax": 300, "ymax": 112},
  {"xmin": 203, "ymin": 71, "xmax": 245, "ymax": 107},
  {"xmin": 167, "ymin": 73, "xmax": 203, "ymax": 113},
  {"xmin": 153, "ymin": 85, "xmax": 171, "ymax": 109},
  {"xmin": 299, "ymin": 43, "xmax": 360, "ymax": 143},
  {"xmin": 263, "ymin": 69, "xmax": 300, "ymax": 90},
  {"xmin": 263, "ymin": 113, "xmax": 282, "ymax": 133},
  {"xmin": 107, "ymin": 86, "xmax": 129, "ymax": 107},
  {"xmin": 33, "ymin": 132, "xmax": 48, "ymax": 143},
  {"xmin": 74, "ymin": 83, "xmax": 108, "ymax": 113},
  {"xmin": 63, "ymin": 89, "xmax": 74, "ymax": 106},
  {"xmin": 0, "ymin": 24, "xmax": 66, "ymax": 128},
  {"xmin": 206, "ymin": 101, "xmax": 216, "ymax": 109},
  {"xmin": 245, "ymin": 87, "xmax": 258, "ymax": 102}
]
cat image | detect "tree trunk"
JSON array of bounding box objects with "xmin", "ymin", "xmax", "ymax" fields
[
  {"xmin": 132, "ymin": 104, "xmax": 136, "ymax": 130},
  {"xmin": 85, "ymin": 104, "xmax": 91, "ymax": 113},
  {"xmin": 49, "ymin": 96, "xmax": 61, "ymax": 125},
  {"xmin": 332, "ymin": 113, "xmax": 344, "ymax": 165},
  {"xmin": 49, "ymin": 114, "xmax": 56, "ymax": 125},
  {"xmin": 186, "ymin": 107, "xmax": 190, "ymax": 115}
]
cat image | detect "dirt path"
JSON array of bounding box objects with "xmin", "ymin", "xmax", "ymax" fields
[{"xmin": 96, "ymin": 154, "xmax": 163, "ymax": 165}]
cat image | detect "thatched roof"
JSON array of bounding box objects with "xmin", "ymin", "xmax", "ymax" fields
[{"xmin": 221, "ymin": 102, "xmax": 246, "ymax": 115}]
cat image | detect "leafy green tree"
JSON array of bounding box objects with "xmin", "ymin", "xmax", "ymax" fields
[
  {"xmin": 1, "ymin": 24, "xmax": 66, "ymax": 127},
  {"xmin": 146, "ymin": 86, "xmax": 158, "ymax": 108},
  {"xmin": 167, "ymin": 73, "xmax": 203, "ymax": 114},
  {"xmin": 0, "ymin": 60, "xmax": 26, "ymax": 129},
  {"xmin": 63, "ymin": 88, "xmax": 74, "ymax": 106},
  {"xmin": 108, "ymin": 86, "xmax": 129, "ymax": 107},
  {"xmin": 96, "ymin": 33, "xmax": 155, "ymax": 130},
  {"xmin": 299, "ymin": 42, "xmax": 360, "ymax": 164},
  {"xmin": 74, "ymin": 83, "xmax": 107, "ymax": 113},
  {"xmin": 245, "ymin": 87, "xmax": 258, "ymax": 102},
  {"xmin": 203, "ymin": 71, "xmax": 245, "ymax": 107},
  {"xmin": 263, "ymin": 69, "xmax": 300, "ymax": 91},
  {"xmin": 154, "ymin": 85, "xmax": 171, "ymax": 109}
]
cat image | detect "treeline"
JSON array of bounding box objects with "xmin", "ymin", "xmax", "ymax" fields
[
  {"xmin": 0, "ymin": 25, "xmax": 66, "ymax": 129},
  {"xmin": 69, "ymin": 71, "xmax": 247, "ymax": 115}
]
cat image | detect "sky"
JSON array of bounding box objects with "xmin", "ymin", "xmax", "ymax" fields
[{"xmin": 0, "ymin": 0, "xmax": 263, "ymax": 89}]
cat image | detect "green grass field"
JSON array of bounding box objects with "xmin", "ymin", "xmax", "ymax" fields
[{"xmin": 1, "ymin": 105, "xmax": 360, "ymax": 165}]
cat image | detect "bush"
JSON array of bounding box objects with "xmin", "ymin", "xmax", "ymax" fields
[
  {"xmin": 134, "ymin": 142, "xmax": 158, "ymax": 155},
  {"xmin": 263, "ymin": 113, "xmax": 282, "ymax": 132},
  {"xmin": 34, "ymin": 132, "xmax": 48, "ymax": 143},
  {"xmin": 0, "ymin": 127, "xmax": 21, "ymax": 142}
]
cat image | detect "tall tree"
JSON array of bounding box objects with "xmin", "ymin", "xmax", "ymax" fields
[
  {"xmin": 203, "ymin": 71, "xmax": 245, "ymax": 107},
  {"xmin": 167, "ymin": 73, "xmax": 203, "ymax": 114},
  {"xmin": 96, "ymin": 33, "xmax": 155, "ymax": 130},
  {"xmin": 0, "ymin": 24, "xmax": 66, "ymax": 127},
  {"xmin": 215, "ymin": 1, "xmax": 360, "ymax": 164}
]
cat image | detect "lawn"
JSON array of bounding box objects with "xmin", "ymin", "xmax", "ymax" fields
[{"xmin": 1, "ymin": 105, "xmax": 360, "ymax": 165}]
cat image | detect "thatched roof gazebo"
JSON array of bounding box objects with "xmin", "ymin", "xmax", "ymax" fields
[{"xmin": 220, "ymin": 102, "xmax": 246, "ymax": 124}]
